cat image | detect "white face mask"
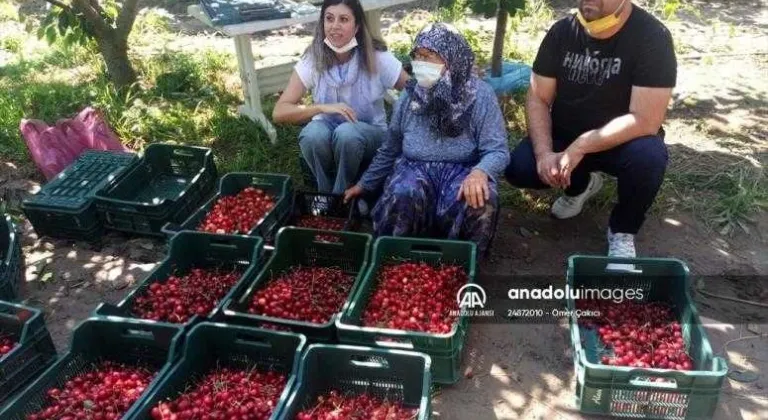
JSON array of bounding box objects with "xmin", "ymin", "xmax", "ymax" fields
[
  {"xmin": 324, "ymin": 36, "xmax": 358, "ymax": 54},
  {"xmin": 411, "ymin": 60, "xmax": 445, "ymax": 88}
]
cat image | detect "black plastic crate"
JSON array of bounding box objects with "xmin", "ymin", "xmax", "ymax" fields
[
  {"xmin": 129, "ymin": 322, "xmax": 307, "ymax": 420},
  {"xmin": 95, "ymin": 144, "xmax": 217, "ymax": 237},
  {"xmin": 22, "ymin": 150, "xmax": 138, "ymax": 241},
  {"xmin": 0, "ymin": 215, "xmax": 23, "ymax": 301},
  {"xmin": 0, "ymin": 300, "xmax": 57, "ymax": 404},
  {"xmin": 0, "ymin": 318, "xmax": 184, "ymax": 419}
]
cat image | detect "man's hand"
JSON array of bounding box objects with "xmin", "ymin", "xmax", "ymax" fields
[
  {"xmin": 344, "ymin": 184, "xmax": 364, "ymax": 203},
  {"xmin": 536, "ymin": 152, "xmax": 563, "ymax": 188},
  {"xmin": 458, "ymin": 169, "xmax": 490, "ymax": 209},
  {"xmin": 557, "ymin": 141, "xmax": 587, "ymax": 188}
]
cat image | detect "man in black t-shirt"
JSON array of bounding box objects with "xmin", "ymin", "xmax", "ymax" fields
[{"xmin": 505, "ymin": 0, "xmax": 676, "ymax": 260}]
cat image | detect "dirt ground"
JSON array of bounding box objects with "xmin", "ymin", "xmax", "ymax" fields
[{"xmin": 2, "ymin": 0, "xmax": 768, "ymax": 419}]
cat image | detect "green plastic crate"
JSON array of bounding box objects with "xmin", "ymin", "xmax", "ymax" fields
[
  {"xmin": 95, "ymin": 144, "xmax": 217, "ymax": 237},
  {"xmin": 567, "ymin": 255, "xmax": 729, "ymax": 420},
  {"xmin": 0, "ymin": 317, "xmax": 184, "ymax": 419},
  {"xmin": 223, "ymin": 227, "xmax": 372, "ymax": 342},
  {"xmin": 162, "ymin": 172, "xmax": 294, "ymax": 243},
  {"xmin": 1, "ymin": 215, "xmax": 23, "ymax": 301},
  {"xmin": 335, "ymin": 237, "xmax": 476, "ymax": 374},
  {"xmin": 129, "ymin": 322, "xmax": 307, "ymax": 420},
  {"xmin": 94, "ymin": 232, "xmax": 265, "ymax": 328},
  {"xmin": 279, "ymin": 344, "xmax": 432, "ymax": 420},
  {"xmin": 0, "ymin": 300, "xmax": 57, "ymax": 404},
  {"xmin": 22, "ymin": 150, "xmax": 138, "ymax": 241}
]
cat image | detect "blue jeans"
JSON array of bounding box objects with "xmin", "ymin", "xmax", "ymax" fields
[
  {"xmin": 504, "ymin": 135, "xmax": 669, "ymax": 234},
  {"xmin": 299, "ymin": 120, "xmax": 385, "ymax": 194}
]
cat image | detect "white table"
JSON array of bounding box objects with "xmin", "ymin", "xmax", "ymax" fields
[{"xmin": 188, "ymin": 0, "xmax": 415, "ymax": 143}]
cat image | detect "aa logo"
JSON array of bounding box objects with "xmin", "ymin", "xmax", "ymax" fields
[{"xmin": 457, "ymin": 284, "xmax": 486, "ymax": 309}]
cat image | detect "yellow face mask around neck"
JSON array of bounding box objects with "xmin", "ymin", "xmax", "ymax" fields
[{"xmin": 576, "ymin": 0, "xmax": 628, "ymax": 35}]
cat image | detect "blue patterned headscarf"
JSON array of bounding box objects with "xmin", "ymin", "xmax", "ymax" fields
[{"xmin": 406, "ymin": 23, "xmax": 479, "ymax": 138}]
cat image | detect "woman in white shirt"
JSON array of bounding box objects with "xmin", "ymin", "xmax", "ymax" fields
[{"xmin": 273, "ymin": 0, "xmax": 409, "ymax": 194}]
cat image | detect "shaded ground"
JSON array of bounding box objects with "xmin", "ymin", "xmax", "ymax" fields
[{"xmin": 2, "ymin": 0, "xmax": 767, "ymax": 419}]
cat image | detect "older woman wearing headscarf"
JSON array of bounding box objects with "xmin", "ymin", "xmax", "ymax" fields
[{"xmin": 345, "ymin": 23, "xmax": 510, "ymax": 255}]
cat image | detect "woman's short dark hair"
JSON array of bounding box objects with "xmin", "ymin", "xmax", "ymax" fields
[{"xmin": 306, "ymin": 0, "xmax": 388, "ymax": 75}]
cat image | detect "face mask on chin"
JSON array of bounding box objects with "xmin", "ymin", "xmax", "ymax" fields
[
  {"xmin": 411, "ymin": 60, "xmax": 445, "ymax": 89},
  {"xmin": 576, "ymin": 0, "xmax": 628, "ymax": 35},
  {"xmin": 324, "ymin": 36, "xmax": 358, "ymax": 54}
]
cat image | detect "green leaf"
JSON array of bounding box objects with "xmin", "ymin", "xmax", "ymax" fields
[{"xmin": 41, "ymin": 272, "xmax": 54, "ymax": 283}]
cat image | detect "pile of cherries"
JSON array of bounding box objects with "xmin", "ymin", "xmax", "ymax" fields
[
  {"xmin": 362, "ymin": 262, "xmax": 466, "ymax": 334},
  {"xmin": 248, "ymin": 267, "xmax": 355, "ymax": 324},
  {"xmin": 578, "ymin": 300, "xmax": 694, "ymax": 370},
  {"xmin": 295, "ymin": 390, "xmax": 419, "ymax": 420},
  {"xmin": 198, "ymin": 187, "xmax": 276, "ymax": 234},
  {"xmin": 151, "ymin": 367, "xmax": 287, "ymax": 420},
  {"xmin": 132, "ymin": 268, "xmax": 241, "ymax": 323}
]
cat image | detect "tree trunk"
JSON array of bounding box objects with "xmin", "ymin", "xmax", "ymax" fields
[
  {"xmin": 97, "ymin": 36, "xmax": 136, "ymax": 89},
  {"xmin": 491, "ymin": 0, "xmax": 508, "ymax": 78}
]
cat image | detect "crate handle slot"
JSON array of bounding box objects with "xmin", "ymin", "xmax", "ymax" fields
[
  {"xmin": 410, "ymin": 244, "xmax": 443, "ymax": 255},
  {"xmin": 375, "ymin": 337, "xmax": 414, "ymax": 350},
  {"xmin": 628, "ymin": 376, "xmax": 678, "ymax": 389},
  {"xmin": 123, "ymin": 328, "xmax": 155, "ymax": 341},
  {"xmin": 313, "ymin": 234, "xmax": 344, "ymax": 245},
  {"xmin": 234, "ymin": 333, "xmax": 272, "ymax": 348},
  {"xmin": 210, "ymin": 242, "xmax": 239, "ymax": 250},
  {"xmin": 350, "ymin": 355, "xmax": 390, "ymax": 369},
  {"xmin": 172, "ymin": 149, "xmax": 196, "ymax": 157},
  {"xmin": 250, "ymin": 176, "xmax": 268, "ymax": 185},
  {"xmin": 604, "ymin": 262, "xmax": 644, "ymax": 275}
]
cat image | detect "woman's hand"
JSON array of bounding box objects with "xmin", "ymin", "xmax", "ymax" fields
[
  {"xmin": 318, "ymin": 103, "xmax": 357, "ymax": 122},
  {"xmin": 344, "ymin": 184, "xmax": 364, "ymax": 203},
  {"xmin": 457, "ymin": 169, "xmax": 490, "ymax": 209}
]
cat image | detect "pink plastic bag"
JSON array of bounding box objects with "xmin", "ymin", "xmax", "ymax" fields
[{"xmin": 20, "ymin": 107, "xmax": 130, "ymax": 180}]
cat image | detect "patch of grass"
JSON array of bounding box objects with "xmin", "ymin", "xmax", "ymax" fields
[
  {"xmin": 668, "ymin": 163, "xmax": 768, "ymax": 235},
  {"xmin": 0, "ymin": 33, "xmax": 22, "ymax": 53}
]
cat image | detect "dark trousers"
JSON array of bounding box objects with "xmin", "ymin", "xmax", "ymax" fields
[{"xmin": 504, "ymin": 134, "xmax": 669, "ymax": 234}]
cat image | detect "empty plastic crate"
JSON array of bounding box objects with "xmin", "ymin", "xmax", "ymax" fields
[
  {"xmin": 95, "ymin": 144, "xmax": 217, "ymax": 237},
  {"xmin": 22, "ymin": 150, "xmax": 138, "ymax": 241}
]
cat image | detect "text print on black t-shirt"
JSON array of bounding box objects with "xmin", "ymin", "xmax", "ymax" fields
[
  {"xmin": 562, "ymin": 48, "xmax": 622, "ymax": 86},
  {"xmin": 532, "ymin": 5, "xmax": 677, "ymax": 140}
]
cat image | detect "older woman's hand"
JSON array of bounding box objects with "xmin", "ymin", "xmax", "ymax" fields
[
  {"xmin": 458, "ymin": 169, "xmax": 490, "ymax": 209},
  {"xmin": 344, "ymin": 184, "xmax": 364, "ymax": 203}
]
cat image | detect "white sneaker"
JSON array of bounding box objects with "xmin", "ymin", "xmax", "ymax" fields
[
  {"xmin": 311, "ymin": 196, "xmax": 331, "ymax": 215},
  {"xmin": 606, "ymin": 228, "xmax": 639, "ymax": 272},
  {"xmin": 551, "ymin": 173, "xmax": 604, "ymax": 219}
]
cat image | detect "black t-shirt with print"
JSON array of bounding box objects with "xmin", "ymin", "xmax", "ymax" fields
[{"xmin": 533, "ymin": 5, "xmax": 677, "ymax": 141}]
